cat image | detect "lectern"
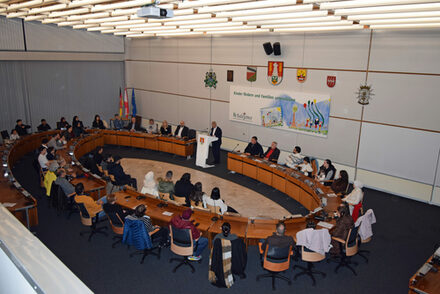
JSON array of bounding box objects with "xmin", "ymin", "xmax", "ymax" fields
[{"xmin": 196, "ymin": 134, "xmax": 218, "ymax": 168}]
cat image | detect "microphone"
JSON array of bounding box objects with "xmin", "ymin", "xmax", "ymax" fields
[{"xmin": 231, "ymin": 143, "xmax": 240, "ymax": 153}]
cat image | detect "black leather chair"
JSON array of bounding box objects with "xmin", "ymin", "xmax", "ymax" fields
[
  {"xmin": 1, "ymin": 130, "xmax": 9, "ymax": 140},
  {"xmin": 188, "ymin": 129, "xmax": 196, "ymax": 140},
  {"xmin": 50, "ymin": 183, "xmax": 60, "ymax": 209},
  {"xmin": 77, "ymin": 202, "xmax": 108, "ymax": 242},
  {"xmin": 257, "ymin": 244, "xmax": 292, "ymax": 290},
  {"xmin": 328, "ymin": 226, "xmax": 360, "ymax": 275},
  {"xmin": 169, "ymin": 225, "xmax": 199, "ymax": 273},
  {"xmin": 106, "ymin": 211, "xmax": 124, "ymax": 248}
]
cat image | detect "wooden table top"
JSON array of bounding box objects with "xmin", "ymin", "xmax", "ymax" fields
[{"xmin": 409, "ymin": 250, "xmax": 440, "ymax": 294}]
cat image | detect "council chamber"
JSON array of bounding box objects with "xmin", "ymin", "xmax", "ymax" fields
[{"xmin": 0, "ymin": 1, "xmax": 439, "ymax": 293}]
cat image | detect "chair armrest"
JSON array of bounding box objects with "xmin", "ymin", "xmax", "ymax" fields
[
  {"xmin": 149, "ymin": 227, "xmax": 160, "ymax": 236},
  {"xmin": 258, "ymin": 242, "xmax": 263, "ymax": 254},
  {"xmin": 332, "ymin": 236, "xmax": 345, "ymax": 244}
]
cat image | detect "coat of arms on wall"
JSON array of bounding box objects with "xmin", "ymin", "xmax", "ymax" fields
[
  {"xmin": 204, "ymin": 70, "xmax": 217, "ymax": 88},
  {"xmin": 356, "ymin": 84, "xmax": 374, "ymax": 105},
  {"xmin": 327, "ymin": 76, "xmax": 336, "ymax": 88},
  {"xmin": 267, "ymin": 61, "xmax": 283, "ymax": 86},
  {"xmin": 247, "ymin": 66, "xmax": 257, "ymax": 82},
  {"xmin": 297, "ymin": 69, "xmax": 307, "ymax": 83}
]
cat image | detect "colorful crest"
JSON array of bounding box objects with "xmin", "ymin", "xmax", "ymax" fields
[
  {"xmin": 247, "ymin": 66, "xmax": 257, "ymax": 82},
  {"xmin": 267, "ymin": 61, "xmax": 284, "ymax": 86},
  {"xmin": 200, "ymin": 137, "xmax": 205, "ymax": 144},
  {"xmin": 327, "ymin": 76, "xmax": 336, "ymax": 88},
  {"xmin": 204, "ymin": 70, "xmax": 217, "ymax": 88},
  {"xmin": 297, "ymin": 69, "xmax": 307, "ymax": 83}
]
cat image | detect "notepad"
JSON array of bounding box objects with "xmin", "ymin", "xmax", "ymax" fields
[
  {"xmin": 2, "ymin": 202, "xmax": 16, "ymax": 208},
  {"xmin": 162, "ymin": 211, "xmax": 173, "ymax": 216},
  {"xmin": 317, "ymin": 221, "xmax": 334, "ymax": 230}
]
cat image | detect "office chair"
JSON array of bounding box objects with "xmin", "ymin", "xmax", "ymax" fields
[
  {"xmin": 169, "ymin": 226, "xmax": 200, "ymax": 273},
  {"xmin": 77, "ymin": 202, "xmax": 108, "ymax": 242},
  {"xmin": 57, "ymin": 187, "xmax": 78, "ymax": 219},
  {"xmin": 123, "ymin": 219, "xmax": 161, "ymax": 263},
  {"xmin": 1, "ymin": 130, "xmax": 9, "ymax": 140},
  {"xmin": 49, "ymin": 183, "xmax": 60, "ymax": 209},
  {"xmin": 107, "ymin": 211, "xmax": 125, "ymax": 248},
  {"xmin": 188, "ymin": 129, "xmax": 196, "ymax": 139},
  {"xmin": 108, "ymin": 174, "xmax": 124, "ymax": 194},
  {"xmin": 207, "ymin": 204, "xmax": 221, "ymax": 214},
  {"xmin": 173, "ymin": 195, "xmax": 187, "ymax": 206},
  {"xmin": 293, "ymin": 246, "xmax": 326, "ymax": 286},
  {"xmin": 256, "ymin": 244, "xmax": 292, "ymax": 290},
  {"xmin": 329, "ymin": 226, "xmax": 360, "ymax": 276}
]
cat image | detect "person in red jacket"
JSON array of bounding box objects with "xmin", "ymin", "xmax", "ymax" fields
[{"xmin": 170, "ymin": 208, "xmax": 208, "ymax": 261}]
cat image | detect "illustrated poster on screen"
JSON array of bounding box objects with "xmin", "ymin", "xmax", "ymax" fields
[{"xmin": 230, "ymin": 86, "xmax": 331, "ymax": 137}]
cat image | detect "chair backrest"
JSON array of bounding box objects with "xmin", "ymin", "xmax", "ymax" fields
[
  {"xmin": 345, "ymin": 226, "xmax": 359, "ymax": 256},
  {"xmin": 169, "ymin": 225, "xmax": 194, "ymax": 256},
  {"xmin": 173, "ymin": 196, "xmax": 187, "ymax": 206},
  {"xmin": 301, "ymin": 246, "xmax": 325, "ymax": 262},
  {"xmin": 107, "ymin": 212, "xmax": 124, "ymax": 235},
  {"xmin": 56, "ymin": 183, "xmax": 68, "ymax": 210},
  {"xmin": 50, "ymin": 182, "xmax": 59, "ymax": 202},
  {"xmin": 159, "ymin": 192, "xmax": 170, "ymax": 201},
  {"xmin": 311, "ymin": 158, "xmax": 319, "ymax": 176},
  {"xmin": 207, "ymin": 204, "xmax": 221, "ymax": 214},
  {"xmin": 191, "ymin": 200, "xmax": 204, "ymax": 209},
  {"xmin": 263, "ymin": 244, "xmax": 292, "ymax": 272},
  {"xmin": 76, "ymin": 202, "xmax": 92, "ymax": 226},
  {"xmin": 1, "ymin": 130, "xmax": 9, "ymax": 140},
  {"xmin": 188, "ymin": 129, "xmax": 196, "ymax": 139},
  {"xmin": 122, "ymin": 218, "xmax": 153, "ymax": 250}
]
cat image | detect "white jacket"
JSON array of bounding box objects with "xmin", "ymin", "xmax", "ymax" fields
[
  {"xmin": 355, "ymin": 209, "xmax": 376, "ymax": 241},
  {"xmin": 296, "ymin": 228, "xmax": 331, "ymax": 256}
]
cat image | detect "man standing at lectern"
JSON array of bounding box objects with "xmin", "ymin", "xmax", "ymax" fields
[{"xmin": 209, "ymin": 121, "xmax": 222, "ymax": 165}]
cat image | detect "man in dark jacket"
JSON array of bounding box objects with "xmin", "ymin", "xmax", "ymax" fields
[
  {"xmin": 244, "ymin": 136, "xmax": 263, "ymax": 157},
  {"xmin": 263, "ymin": 141, "xmax": 280, "ymax": 163},
  {"xmin": 107, "ymin": 155, "xmax": 137, "ymax": 189},
  {"xmin": 174, "ymin": 120, "xmax": 189, "ymax": 138},
  {"xmin": 37, "ymin": 119, "xmax": 51, "ymax": 132},
  {"xmin": 209, "ymin": 121, "xmax": 222, "ymax": 165},
  {"xmin": 15, "ymin": 119, "xmax": 31, "ymax": 136}
]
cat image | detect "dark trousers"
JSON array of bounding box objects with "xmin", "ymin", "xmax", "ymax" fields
[{"xmin": 212, "ymin": 142, "xmax": 221, "ymax": 163}]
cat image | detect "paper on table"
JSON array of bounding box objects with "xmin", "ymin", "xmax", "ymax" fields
[
  {"xmin": 240, "ymin": 154, "xmax": 247, "ymax": 158},
  {"xmin": 327, "ymin": 193, "xmax": 337, "ymax": 197},
  {"xmin": 2, "ymin": 202, "xmax": 16, "ymax": 208},
  {"xmin": 317, "ymin": 221, "xmax": 334, "ymax": 229},
  {"xmin": 162, "ymin": 211, "xmax": 173, "ymax": 216}
]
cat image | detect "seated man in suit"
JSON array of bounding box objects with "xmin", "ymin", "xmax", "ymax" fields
[
  {"xmin": 37, "ymin": 119, "xmax": 51, "ymax": 132},
  {"xmin": 15, "ymin": 119, "xmax": 31, "ymax": 136},
  {"xmin": 244, "ymin": 136, "xmax": 264, "ymax": 157},
  {"xmin": 125, "ymin": 116, "xmax": 141, "ymax": 132},
  {"xmin": 113, "ymin": 114, "xmax": 124, "ymax": 130},
  {"xmin": 108, "ymin": 155, "xmax": 137, "ymax": 189},
  {"xmin": 174, "ymin": 120, "xmax": 189, "ymax": 138},
  {"xmin": 263, "ymin": 141, "xmax": 280, "ymax": 163}
]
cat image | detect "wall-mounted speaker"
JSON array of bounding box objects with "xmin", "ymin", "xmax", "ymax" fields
[
  {"xmin": 263, "ymin": 42, "xmax": 273, "ymax": 55},
  {"xmin": 273, "ymin": 42, "xmax": 281, "ymax": 56}
]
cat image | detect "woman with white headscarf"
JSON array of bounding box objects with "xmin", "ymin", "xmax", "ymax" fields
[
  {"xmin": 141, "ymin": 171, "xmax": 159, "ymax": 197},
  {"xmin": 343, "ymin": 180, "xmax": 364, "ymax": 215}
]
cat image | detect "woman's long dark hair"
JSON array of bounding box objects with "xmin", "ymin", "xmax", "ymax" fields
[{"xmin": 190, "ymin": 182, "xmax": 204, "ymax": 206}]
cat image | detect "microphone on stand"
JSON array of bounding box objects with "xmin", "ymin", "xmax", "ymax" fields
[{"xmin": 231, "ymin": 143, "xmax": 240, "ymax": 153}]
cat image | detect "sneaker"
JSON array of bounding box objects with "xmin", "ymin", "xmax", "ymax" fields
[{"xmin": 187, "ymin": 255, "xmax": 202, "ymax": 261}]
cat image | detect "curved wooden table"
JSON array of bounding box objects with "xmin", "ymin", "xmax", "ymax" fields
[{"xmin": 7, "ymin": 129, "xmax": 341, "ymax": 247}]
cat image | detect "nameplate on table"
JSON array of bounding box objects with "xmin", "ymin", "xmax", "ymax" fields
[
  {"xmin": 240, "ymin": 154, "xmax": 247, "ymax": 158},
  {"xmin": 269, "ymin": 164, "xmax": 277, "ymax": 168},
  {"xmin": 290, "ymin": 214, "xmax": 303, "ymax": 218},
  {"xmin": 317, "ymin": 221, "xmax": 334, "ymax": 230},
  {"xmin": 162, "ymin": 211, "xmax": 173, "ymax": 216},
  {"xmin": 327, "ymin": 193, "xmax": 337, "ymax": 197}
]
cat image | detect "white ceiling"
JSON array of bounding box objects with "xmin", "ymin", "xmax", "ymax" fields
[{"xmin": 1, "ymin": 0, "xmax": 440, "ymax": 38}]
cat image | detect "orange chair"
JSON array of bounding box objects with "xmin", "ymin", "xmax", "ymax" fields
[
  {"xmin": 256, "ymin": 244, "xmax": 292, "ymax": 290},
  {"xmin": 106, "ymin": 211, "xmax": 124, "ymax": 248},
  {"xmin": 293, "ymin": 246, "xmax": 326, "ymax": 286},
  {"xmin": 169, "ymin": 225, "xmax": 200, "ymax": 273},
  {"xmin": 77, "ymin": 202, "xmax": 108, "ymax": 242},
  {"xmin": 329, "ymin": 226, "xmax": 360, "ymax": 276}
]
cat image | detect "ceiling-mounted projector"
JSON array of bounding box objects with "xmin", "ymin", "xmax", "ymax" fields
[{"xmin": 137, "ymin": 6, "xmax": 174, "ymax": 19}]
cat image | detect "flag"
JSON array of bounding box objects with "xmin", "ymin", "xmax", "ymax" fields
[
  {"xmin": 119, "ymin": 87, "xmax": 123, "ymax": 117},
  {"xmin": 124, "ymin": 88, "xmax": 129, "ymax": 118},
  {"xmin": 131, "ymin": 89, "xmax": 137, "ymax": 117}
]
